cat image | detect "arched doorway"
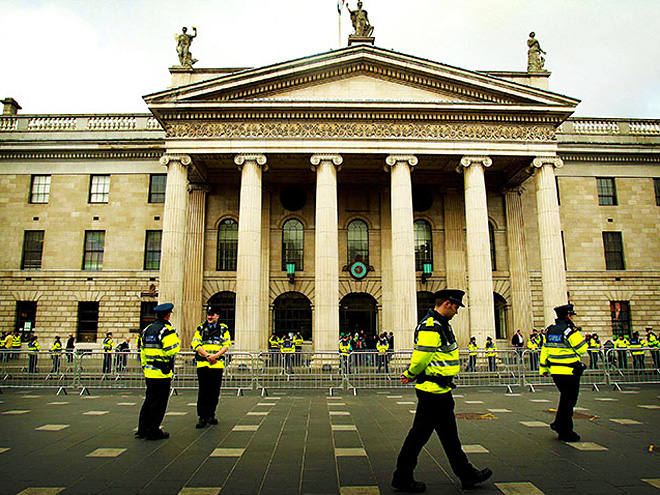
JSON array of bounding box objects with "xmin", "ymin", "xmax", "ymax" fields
[
  {"xmin": 207, "ymin": 291, "xmax": 236, "ymax": 340},
  {"xmin": 416, "ymin": 291, "xmax": 435, "ymax": 322},
  {"xmin": 339, "ymin": 293, "xmax": 378, "ymax": 337},
  {"xmin": 273, "ymin": 292, "xmax": 312, "ymax": 340},
  {"xmin": 494, "ymin": 292, "xmax": 509, "ymax": 340}
]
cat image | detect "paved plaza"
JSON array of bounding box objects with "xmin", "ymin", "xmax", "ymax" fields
[{"xmin": 0, "ymin": 385, "xmax": 659, "ymax": 495}]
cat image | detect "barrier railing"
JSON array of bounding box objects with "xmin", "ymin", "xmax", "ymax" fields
[
  {"xmin": 605, "ymin": 347, "xmax": 660, "ymax": 389},
  {"xmin": 454, "ymin": 349, "xmax": 521, "ymax": 392},
  {"xmin": 255, "ymin": 351, "xmax": 345, "ymax": 394},
  {"xmin": 1, "ymin": 350, "xmax": 76, "ymax": 393},
  {"xmin": 172, "ymin": 351, "xmax": 257, "ymax": 394}
]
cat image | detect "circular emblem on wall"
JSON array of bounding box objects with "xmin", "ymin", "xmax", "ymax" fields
[{"xmin": 349, "ymin": 261, "xmax": 368, "ymax": 280}]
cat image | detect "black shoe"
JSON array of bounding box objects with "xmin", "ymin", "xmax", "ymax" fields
[
  {"xmin": 196, "ymin": 418, "xmax": 208, "ymax": 429},
  {"xmin": 558, "ymin": 431, "xmax": 581, "ymax": 442},
  {"xmin": 206, "ymin": 417, "xmax": 218, "ymax": 425},
  {"xmin": 461, "ymin": 467, "xmax": 493, "ymax": 489},
  {"xmin": 550, "ymin": 422, "xmax": 558, "ymax": 433},
  {"xmin": 391, "ymin": 479, "xmax": 426, "ymax": 493},
  {"xmin": 134, "ymin": 431, "xmax": 146, "ymax": 439},
  {"xmin": 146, "ymin": 429, "xmax": 170, "ymax": 440}
]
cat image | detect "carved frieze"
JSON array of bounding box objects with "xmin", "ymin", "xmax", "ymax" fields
[{"xmin": 165, "ymin": 121, "xmax": 556, "ymax": 141}]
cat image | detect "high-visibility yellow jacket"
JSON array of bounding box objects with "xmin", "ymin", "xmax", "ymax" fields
[
  {"xmin": 339, "ymin": 340, "xmax": 351, "ymax": 356},
  {"xmin": 103, "ymin": 337, "xmax": 114, "ymax": 352},
  {"xmin": 269, "ymin": 334, "xmax": 281, "ymax": 350},
  {"xmin": 293, "ymin": 335, "xmax": 303, "ymax": 348},
  {"xmin": 629, "ymin": 338, "xmax": 645, "ymax": 356},
  {"xmin": 648, "ymin": 334, "xmax": 659, "ymax": 348},
  {"xmin": 50, "ymin": 341, "xmax": 62, "ymax": 355},
  {"xmin": 28, "ymin": 340, "xmax": 41, "ymax": 354},
  {"xmin": 403, "ymin": 309, "xmax": 460, "ymax": 395},
  {"xmin": 280, "ymin": 339, "xmax": 296, "ymax": 354},
  {"xmin": 615, "ymin": 337, "xmax": 630, "ymax": 349},
  {"xmin": 3, "ymin": 334, "xmax": 13, "ymax": 349},
  {"xmin": 191, "ymin": 322, "xmax": 232, "ymax": 369},
  {"xmin": 12, "ymin": 335, "xmax": 21, "ymax": 349},
  {"xmin": 539, "ymin": 319, "xmax": 588, "ymax": 375},
  {"xmin": 485, "ymin": 342, "xmax": 498, "ymax": 357},
  {"xmin": 526, "ymin": 338, "xmax": 539, "ymax": 351},
  {"xmin": 140, "ymin": 319, "xmax": 181, "ymax": 379},
  {"xmin": 468, "ymin": 342, "xmax": 479, "ymax": 355},
  {"xmin": 377, "ymin": 340, "xmax": 389, "ymax": 355},
  {"xmin": 588, "ymin": 340, "xmax": 602, "ymax": 352}
]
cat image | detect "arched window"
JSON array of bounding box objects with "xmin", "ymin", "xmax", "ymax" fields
[
  {"xmin": 489, "ymin": 221, "xmax": 497, "ymax": 271},
  {"xmin": 414, "ymin": 220, "xmax": 433, "ymax": 271},
  {"xmin": 282, "ymin": 219, "xmax": 304, "ymax": 271},
  {"xmin": 494, "ymin": 292, "xmax": 508, "ymax": 340},
  {"xmin": 347, "ymin": 219, "xmax": 369, "ymax": 265},
  {"xmin": 273, "ymin": 292, "xmax": 312, "ymax": 341},
  {"xmin": 207, "ymin": 291, "xmax": 236, "ymax": 340},
  {"xmin": 217, "ymin": 219, "xmax": 238, "ymax": 271}
]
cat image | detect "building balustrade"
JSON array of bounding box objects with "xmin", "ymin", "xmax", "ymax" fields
[{"xmin": 0, "ymin": 114, "xmax": 163, "ymax": 132}]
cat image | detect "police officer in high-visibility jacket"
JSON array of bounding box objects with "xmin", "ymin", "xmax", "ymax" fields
[
  {"xmin": 280, "ymin": 334, "xmax": 296, "ymax": 374},
  {"xmin": 50, "ymin": 336, "xmax": 62, "ymax": 373},
  {"xmin": 339, "ymin": 334, "xmax": 352, "ymax": 374},
  {"xmin": 191, "ymin": 305, "xmax": 232, "ymax": 429},
  {"xmin": 136, "ymin": 303, "xmax": 181, "ymax": 441},
  {"xmin": 102, "ymin": 332, "xmax": 114, "ymax": 374},
  {"xmin": 376, "ymin": 334, "xmax": 390, "ymax": 373},
  {"xmin": 392, "ymin": 289, "xmax": 492, "ymax": 493},
  {"xmin": 28, "ymin": 335, "xmax": 41, "ymax": 373},
  {"xmin": 465, "ymin": 336, "xmax": 478, "ymax": 372},
  {"xmin": 540, "ymin": 303, "xmax": 588, "ymax": 442},
  {"xmin": 646, "ymin": 327, "xmax": 660, "ymax": 369}
]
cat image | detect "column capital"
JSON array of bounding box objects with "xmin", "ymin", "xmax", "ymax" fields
[
  {"xmin": 234, "ymin": 153, "xmax": 268, "ymax": 171},
  {"xmin": 384, "ymin": 154, "xmax": 418, "ymax": 171},
  {"xmin": 457, "ymin": 155, "xmax": 492, "ymax": 173},
  {"xmin": 188, "ymin": 183, "xmax": 211, "ymax": 194},
  {"xmin": 532, "ymin": 156, "xmax": 564, "ymax": 170},
  {"xmin": 310, "ymin": 153, "xmax": 343, "ymax": 171},
  {"xmin": 160, "ymin": 154, "xmax": 192, "ymax": 167}
]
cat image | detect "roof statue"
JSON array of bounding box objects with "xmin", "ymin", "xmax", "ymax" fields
[
  {"xmin": 176, "ymin": 26, "xmax": 198, "ymax": 68},
  {"xmin": 527, "ymin": 31, "xmax": 546, "ymax": 72},
  {"xmin": 346, "ymin": 1, "xmax": 374, "ymax": 37}
]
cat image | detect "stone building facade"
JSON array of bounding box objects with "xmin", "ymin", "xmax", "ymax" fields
[{"xmin": 1, "ymin": 43, "xmax": 659, "ymax": 350}]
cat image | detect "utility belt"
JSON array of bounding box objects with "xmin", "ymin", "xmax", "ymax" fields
[
  {"xmin": 416, "ymin": 371, "xmax": 456, "ymax": 389},
  {"xmin": 549, "ymin": 360, "xmax": 586, "ymax": 377},
  {"xmin": 148, "ymin": 359, "xmax": 174, "ymax": 374}
]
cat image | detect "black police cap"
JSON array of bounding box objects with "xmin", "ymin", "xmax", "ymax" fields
[
  {"xmin": 434, "ymin": 289, "xmax": 466, "ymax": 307},
  {"xmin": 206, "ymin": 305, "xmax": 221, "ymax": 315},
  {"xmin": 553, "ymin": 303, "xmax": 576, "ymax": 317},
  {"xmin": 154, "ymin": 302, "xmax": 174, "ymax": 315}
]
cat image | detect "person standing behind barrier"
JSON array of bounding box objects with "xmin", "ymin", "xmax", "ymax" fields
[
  {"xmin": 526, "ymin": 330, "xmax": 540, "ymax": 371},
  {"xmin": 2, "ymin": 331, "xmax": 12, "ymax": 363},
  {"xmin": 511, "ymin": 329, "xmax": 524, "ymax": 363},
  {"xmin": 12, "ymin": 331, "xmax": 21, "ymax": 360},
  {"xmin": 28, "ymin": 335, "xmax": 40, "ymax": 373},
  {"xmin": 376, "ymin": 334, "xmax": 390, "ymax": 373},
  {"xmin": 293, "ymin": 331, "xmax": 303, "ymax": 366},
  {"xmin": 50, "ymin": 336, "xmax": 62, "ymax": 373},
  {"xmin": 280, "ymin": 334, "xmax": 295, "ymax": 374},
  {"xmin": 392, "ymin": 289, "xmax": 492, "ymax": 493},
  {"xmin": 629, "ymin": 331, "xmax": 645, "ymax": 371},
  {"xmin": 465, "ymin": 336, "xmax": 478, "ymax": 372},
  {"xmin": 65, "ymin": 333, "xmax": 75, "ymax": 364},
  {"xmin": 192, "ymin": 305, "xmax": 232, "ymax": 429},
  {"xmin": 540, "ymin": 303, "xmax": 588, "ymax": 442},
  {"xmin": 614, "ymin": 334, "xmax": 629, "ymax": 369},
  {"xmin": 116, "ymin": 337, "xmax": 130, "ymax": 372},
  {"xmin": 268, "ymin": 331, "xmax": 281, "ymax": 367},
  {"xmin": 485, "ymin": 337, "xmax": 498, "ymax": 371},
  {"xmin": 102, "ymin": 332, "xmax": 114, "ymax": 374},
  {"xmin": 339, "ymin": 334, "xmax": 352, "ymax": 374},
  {"xmin": 646, "ymin": 328, "xmax": 660, "ymax": 369},
  {"xmin": 588, "ymin": 333, "xmax": 602, "ymax": 369},
  {"xmin": 136, "ymin": 302, "xmax": 181, "ymax": 441}
]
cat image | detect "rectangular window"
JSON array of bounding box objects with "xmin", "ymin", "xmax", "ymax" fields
[
  {"xmin": 149, "ymin": 174, "xmax": 167, "ymax": 203},
  {"xmin": 83, "ymin": 230, "xmax": 105, "ymax": 270},
  {"xmin": 597, "ymin": 177, "xmax": 617, "ymax": 206},
  {"xmin": 603, "ymin": 231, "xmax": 625, "ymax": 270},
  {"xmin": 15, "ymin": 301, "xmax": 37, "ymax": 335},
  {"xmin": 21, "ymin": 230, "xmax": 44, "ymax": 269},
  {"xmin": 77, "ymin": 301, "xmax": 99, "ymax": 343},
  {"xmin": 144, "ymin": 230, "xmax": 162, "ymax": 270},
  {"xmin": 139, "ymin": 302, "xmax": 157, "ymax": 333},
  {"xmin": 654, "ymin": 178, "xmax": 660, "ymax": 206},
  {"xmin": 89, "ymin": 175, "xmax": 110, "ymax": 203},
  {"xmin": 30, "ymin": 175, "xmax": 51, "ymax": 204},
  {"xmin": 610, "ymin": 301, "xmax": 631, "ymax": 338}
]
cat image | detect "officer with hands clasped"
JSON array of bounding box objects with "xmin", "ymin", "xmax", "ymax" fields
[
  {"xmin": 136, "ymin": 302, "xmax": 181, "ymax": 441},
  {"xmin": 540, "ymin": 303, "xmax": 588, "ymax": 442},
  {"xmin": 192, "ymin": 305, "xmax": 232, "ymax": 428},
  {"xmin": 392, "ymin": 289, "xmax": 492, "ymax": 493}
]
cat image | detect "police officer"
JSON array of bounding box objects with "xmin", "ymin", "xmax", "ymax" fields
[
  {"xmin": 527, "ymin": 329, "xmax": 540, "ymax": 372},
  {"xmin": 540, "ymin": 303, "xmax": 588, "ymax": 442},
  {"xmin": 102, "ymin": 332, "xmax": 114, "ymax": 374},
  {"xmin": 614, "ymin": 334, "xmax": 630, "ymax": 369},
  {"xmin": 466, "ymin": 336, "xmax": 478, "ymax": 372},
  {"xmin": 339, "ymin": 334, "xmax": 352, "ymax": 374},
  {"xmin": 12, "ymin": 331, "xmax": 21, "ymax": 360},
  {"xmin": 646, "ymin": 327, "xmax": 660, "ymax": 369},
  {"xmin": 293, "ymin": 331, "xmax": 304, "ymax": 366},
  {"xmin": 28, "ymin": 335, "xmax": 41, "ymax": 373},
  {"xmin": 280, "ymin": 334, "xmax": 296, "ymax": 374},
  {"xmin": 485, "ymin": 336, "xmax": 498, "ymax": 371},
  {"xmin": 268, "ymin": 331, "xmax": 281, "ymax": 368},
  {"xmin": 192, "ymin": 305, "xmax": 232, "ymax": 429},
  {"xmin": 392, "ymin": 289, "xmax": 492, "ymax": 493},
  {"xmin": 50, "ymin": 336, "xmax": 62, "ymax": 373},
  {"xmin": 136, "ymin": 303, "xmax": 181, "ymax": 441}
]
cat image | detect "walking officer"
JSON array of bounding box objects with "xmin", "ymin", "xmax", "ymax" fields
[
  {"xmin": 136, "ymin": 303, "xmax": 181, "ymax": 441},
  {"xmin": 540, "ymin": 303, "xmax": 588, "ymax": 442},
  {"xmin": 192, "ymin": 305, "xmax": 232, "ymax": 429},
  {"xmin": 392, "ymin": 289, "xmax": 492, "ymax": 493}
]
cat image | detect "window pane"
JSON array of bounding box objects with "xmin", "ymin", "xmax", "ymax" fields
[
  {"xmin": 144, "ymin": 230, "xmax": 162, "ymax": 270},
  {"xmin": 90, "ymin": 175, "xmax": 110, "ymax": 203},
  {"xmin": 77, "ymin": 301, "xmax": 99, "ymax": 343},
  {"xmin": 654, "ymin": 178, "xmax": 660, "ymax": 207},
  {"xmin": 414, "ymin": 220, "xmax": 432, "ymax": 271},
  {"xmin": 149, "ymin": 174, "xmax": 167, "ymax": 203},
  {"xmin": 217, "ymin": 219, "xmax": 238, "ymax": 271},
  {"xmin": 30, "ymin": 175, "xmax": 51, "ymax": 204},
  {"xmin": 603, "ymin": 231, "xmax": 624, "ymax": 270},
  {"xmin": 597, "ymin": 177, "xmax": 617, "ymax": 206},
  {"xmin": 21, "ymin": 230, "xmax": 44, "ymax": 269},
  {"xmin": 15, "ymin": 301, "xmax": 37, "ymax": 335},
  {"xmin": 282, "ymin": 219, "xmax": 304, "ymax": 271},
  {"xmin": 489, "ymin": 222, "xmax": 497, "ymax": 271},
  {"xmin": 347, "ymin": 220, "xmax": 369, "ymax": 265},
  {"xmin": 83, "ymin": 230, "xmax": 105, "ymax": 270},
  {"xmin": 610, "ymin": 301, "xmax": 631, "ymax": 337}
]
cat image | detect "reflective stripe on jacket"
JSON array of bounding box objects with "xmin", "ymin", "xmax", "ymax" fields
[
  {"xmin": 103, "ymin": 337, "xmax": 114, "ymax": 352},
  {"xmin": 191, "ymin": 323, "xmax": 232, "ymax": 369},
  {"xmin": 468, "ymin": 342, "xmax": 479, "ymax": 355},
  {"xmin": 339, "ymin": 342, "xmax": 351, "ymax": 356},
  {"xmin": 280, "ymin": 341, "xmax": 296, "ymax": 354},
  {"xmin": 50, "ymin": 341, "xmax": 62, "ymax": 355},
  {"xmin": 140, "ymin": 320, "xmax": 181, "ymax": 378},
  {"xmin": 28, "ymin": 341, "xmax": 41, "ymax": 354},
  {"xmin": 539, "ymin": 319, "xmax": 587, "ymax": 375}
]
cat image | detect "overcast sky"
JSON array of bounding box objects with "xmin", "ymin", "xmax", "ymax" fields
[{"xmin": 2, "ymin": 0, "xmax": 659, "ymax": 118}]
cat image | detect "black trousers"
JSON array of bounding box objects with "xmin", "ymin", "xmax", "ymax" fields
[
  {"xmin": 103, "ymin": 353, "xmax": 112, "ymax": 373},
  {"xmin": 394, "ymin": 389, "xmax": 473, "ymax": 482},
  {"xmin": 28, "ymin": 354, "xmax": 38, "ymax": 373},
  {"xmin": 196, "ymin": 367, "xmax": 223, "ymax": 420},
  {"xmin": 138, "ymin": 377, "xmax": 171, "ymax": 435},
  {"xmin": 551, "ymin": 374, "xmax": 581, "ymax": 435}
]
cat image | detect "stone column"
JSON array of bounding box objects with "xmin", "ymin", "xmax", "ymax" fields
[
  {"xmin": 380, "ymin": 187, "xmax": 394, "ymax": 342},
  {"xmin": 181, "ymin": 183, "xmax": 210, "ymax": 346},
  {"xmin": 234, "ymin": 154, "xmax": 267, "ymax": 350},
  {"xmin": 444, "ymin": 191, "xmax": 470, "ymax": 345},
  {"xmin": 504, "ymin": 187, "xmax": 533, "ymax": 334},
  {"xmin": 533, "ymin": 156, "xmax": 567, "ymax": 325},
  {"xmin": 385, "ymin": 155, "xmax": 418, "ymax": 351},
  {"xmin": 159, "ymin": 154, "xmax": 191, "ymax": 331},
  {"xmin": 459, "ymin": 156, "xmax": 495, "ymax": 344},
  {"xmin": 311, "ymin": 154, "xmax": 342, "ymax": 351}
]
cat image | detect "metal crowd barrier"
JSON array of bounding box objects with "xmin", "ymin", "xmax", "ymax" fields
[
  {"xmin": 255, "ymin": 351, "xmax": 345, "ymax": 394},
  {"xmin": 171, "ymin": 351, "xmax": 257, "ymax": 395},
  {"xmin": 1, "ymin": 349, "xmax": 76, "ymax": 394},
  {"xmin": 605, "ymin": 347, "xmax": 660, "ymax": 389},
  {"xmin": 454, "ymin": 349, "xmax": 521, "ymax": 392}
]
